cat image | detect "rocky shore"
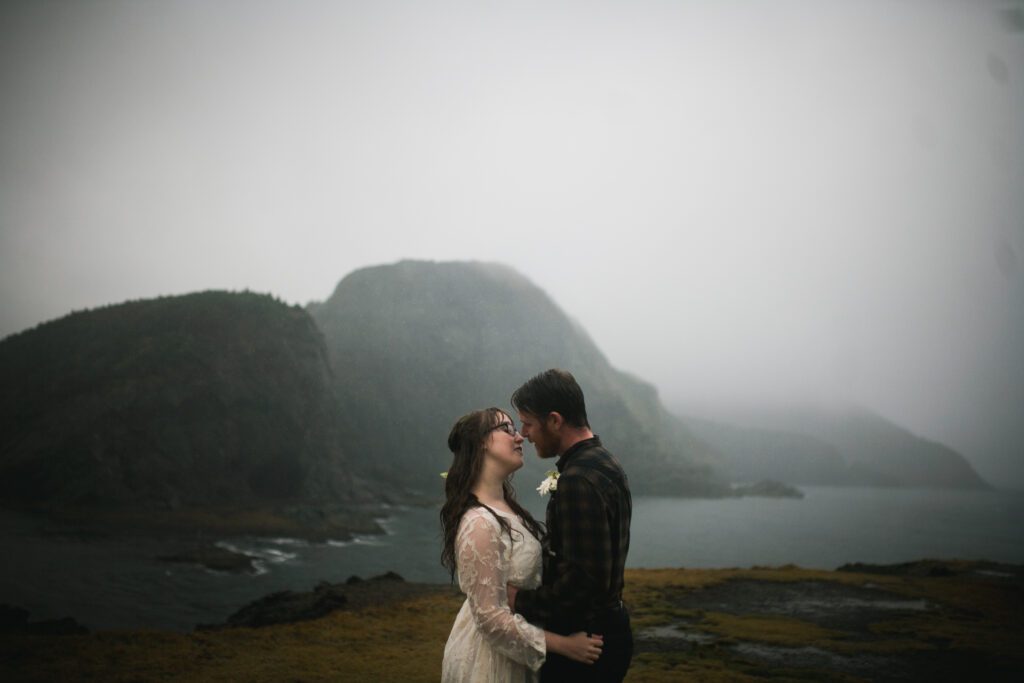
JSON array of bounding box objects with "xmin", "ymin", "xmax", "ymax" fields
[
  {"xmin": 196, "ymin": 571, "xmax": 445, "ymax": 630},
  {"xmin": 1, "ymin": 560, "xmax": 1021, "ymax": 681},
  {"xmin": 158, "ymin": 544, "xmax": 260, "ymax": 573}
]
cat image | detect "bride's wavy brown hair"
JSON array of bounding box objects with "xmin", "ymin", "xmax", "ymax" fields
[{"xmin": 440, "ymin": 407, "xmax": 545, "ymax": 582}]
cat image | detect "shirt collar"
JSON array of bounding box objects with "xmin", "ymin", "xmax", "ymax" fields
[{"xmin": 555, "ymin": 435, "xmax": 601, "ymax": 473}]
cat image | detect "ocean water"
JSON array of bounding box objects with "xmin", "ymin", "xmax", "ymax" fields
[
  {"xmin": 627, "ymin": 486, "xmax": 1024, "ymax": 570},
  {"xmin": 3, "ymin": 487, "xmax": 1022, "ymax": 632}
]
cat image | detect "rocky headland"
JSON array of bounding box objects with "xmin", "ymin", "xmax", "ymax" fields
[{"xmin": 0, "ymin": 291, "xmax": 387, "ymax": 542}]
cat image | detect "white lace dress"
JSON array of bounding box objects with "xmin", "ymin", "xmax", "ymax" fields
[{"xmin": 441, "ymin": 506, "xmax": 546, "ymax": 682}]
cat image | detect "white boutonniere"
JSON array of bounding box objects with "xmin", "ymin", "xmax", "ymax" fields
[{"xmin": 536, "ymin": 470, "xmax": 559, "ymax": 496}]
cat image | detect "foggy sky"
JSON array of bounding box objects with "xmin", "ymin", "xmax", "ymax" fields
[{"xmin": 2, "ymin": 1, "xmax": 1022, "ymax": 486}]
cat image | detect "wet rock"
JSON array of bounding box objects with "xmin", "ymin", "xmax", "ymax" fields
[
  {"xmin": 211, "ymin": 584, "xmax": 350, "ymax": 629},
  {"xmin": 199, "ymin": 572, "xmax": 425, "ymax": 630},
  {"xmin": 158, "ymin": 544, "xmax": 257, "ymax": 573}
]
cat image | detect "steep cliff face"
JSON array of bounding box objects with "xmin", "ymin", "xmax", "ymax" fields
[
  {"xmin": 311, "ymin": 260, "xmax": 728, "ymax": 496},
  {"xmin": 0, "ymin": 291, "xmax": 355, "ymax": 512}
]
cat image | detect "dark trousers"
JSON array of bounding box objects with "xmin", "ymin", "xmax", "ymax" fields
[{"xmin": 540, "ymin": 606, "xmax": 633, "ymax": 683}]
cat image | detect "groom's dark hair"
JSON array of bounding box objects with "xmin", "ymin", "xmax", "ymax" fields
[{"xmin": 511, "ymin": 368, "xmax": 590, "ymax": 429}]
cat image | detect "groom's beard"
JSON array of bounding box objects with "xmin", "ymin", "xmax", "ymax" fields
[{"xmin": 531, "ymin": 428, "xmax": 559, "ymax": 459}]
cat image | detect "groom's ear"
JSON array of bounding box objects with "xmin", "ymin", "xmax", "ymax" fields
[{"xmin": 546, "ymin": 411, "xmax": 565, "ymax": 432}]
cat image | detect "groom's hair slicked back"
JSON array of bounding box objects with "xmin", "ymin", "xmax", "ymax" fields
[{"xmin": 511, "ymin": 368, "xmax": 590, "ymax": 429}]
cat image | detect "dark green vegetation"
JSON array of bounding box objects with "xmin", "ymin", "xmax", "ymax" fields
[
  {"xmin": 1, "ymin": 561, "xmax": 1019, "ymax": 681},
  {"xmin": 310, "ymin": 260, "xmax": 728, "ymax": 496},
  {"xmin": 0, "ymin": 291, "xmax": 361, "ymax": 536},
  {"xmin": 686, "ymin": 405, "xmax": 990, "ymax": 489}
]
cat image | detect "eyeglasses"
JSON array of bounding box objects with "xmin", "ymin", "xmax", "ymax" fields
[{"xmin": 488, "ymin": 422, "xmax": 519, "ymax": 437}]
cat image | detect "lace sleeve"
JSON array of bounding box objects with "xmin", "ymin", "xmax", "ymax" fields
[{"xmin": 456, "ymin": 509, "xmax": 546, "ymax": 671}]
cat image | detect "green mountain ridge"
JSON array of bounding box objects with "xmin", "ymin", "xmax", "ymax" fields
[
  {"xmin": 0, "ymin": 291, "xmax": 356, "ymax": 513},
  {"xmin": 310, "ymin": 260, "xmax": 730, "ymax": 496}
]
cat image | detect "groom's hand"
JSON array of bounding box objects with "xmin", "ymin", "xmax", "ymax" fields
[{"xmin": 506, "ymin": 584, "xmax": 519, "ymax": 613}]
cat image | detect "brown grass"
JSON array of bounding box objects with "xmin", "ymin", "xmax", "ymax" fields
[{"xmin": 2, "ymin": 564, "xmax": 1020, "ymax": 682}]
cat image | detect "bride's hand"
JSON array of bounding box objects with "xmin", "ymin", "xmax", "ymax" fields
[
  {"xmin": 506, "ymin": 584, "xmax": 518, "ymax": 612},
  {"xmin": 550, "ymin": 631, "xmax": 603, "ymax": 664}
]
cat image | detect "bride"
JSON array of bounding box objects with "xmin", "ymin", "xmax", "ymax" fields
[{"xmin": 440, "ymin": 407, "xmax": 603, "ymax": 682}]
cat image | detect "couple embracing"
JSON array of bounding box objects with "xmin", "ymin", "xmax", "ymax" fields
[{"xmin": 440, "ymin": 369, "xmax": 633, "ymax": 682}]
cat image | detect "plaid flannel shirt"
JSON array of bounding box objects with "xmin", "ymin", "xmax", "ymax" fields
[{"xmin": 514, "ymin": 436, "xmax": 631, "ymax": 630}]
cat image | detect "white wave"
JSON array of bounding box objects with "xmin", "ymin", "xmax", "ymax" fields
[
  {"xmin": 257, "ymin": 548, "xmax": 298, "ymax": 563},
  {"xmin": 264, "ymin": 537, "xmax": 309, "ymax": 547},
  {"xmin": 214, "ymin": 541, "xmax": 297, "ymax": 564},
  {"xmin": 352, "ymin": 536, "xmax": 390, "ymax": 547}
]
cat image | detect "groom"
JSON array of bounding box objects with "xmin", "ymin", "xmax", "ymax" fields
[{"xmin": 507, "ymin": 369, "xmax": 633, "ymax": 682}]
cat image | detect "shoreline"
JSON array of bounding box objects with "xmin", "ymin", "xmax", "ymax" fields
[
  {"xmin": 4, "ymin": 488, "xmax": 1024, "ymax": 634},
  {"xmin": 2, "ymin": 501, "xmax": 391, "ymax": 544}
]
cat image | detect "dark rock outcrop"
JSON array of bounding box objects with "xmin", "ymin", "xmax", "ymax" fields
[
  {"xmin": 215, "ymin": 585, "xmax": 349, "ymax": 629},
  {"xmin": 199, "ymin": 571, "xmax": 440, "ymax": 630},
  {"xmin": 158, "ymin": 544, "xmax": 258, "ymax": 573}
]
